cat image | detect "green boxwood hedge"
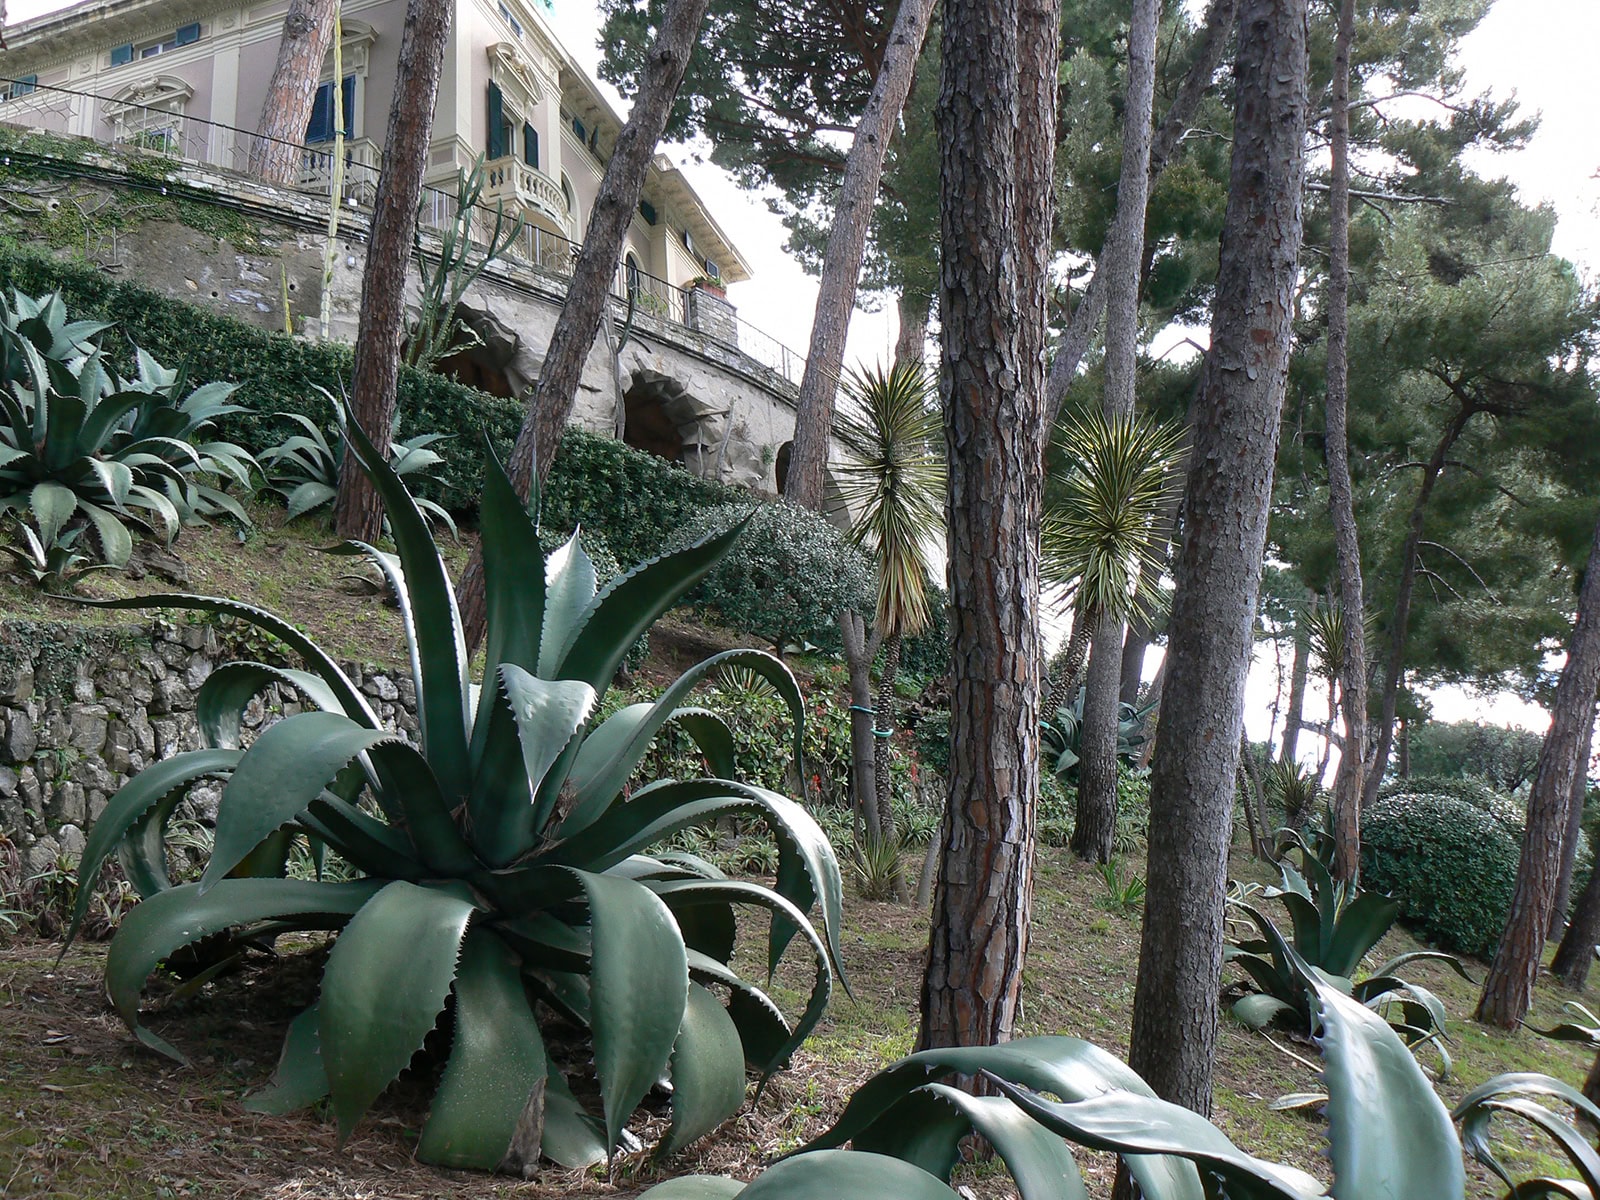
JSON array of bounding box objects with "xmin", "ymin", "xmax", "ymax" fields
[
  {"xmin": 1361, "ymin": 790, "xmax": 1521, "ymax": 959},
  {"xmin": 0, "ymin": 247, "xmax": 749, "ymax": 562}
]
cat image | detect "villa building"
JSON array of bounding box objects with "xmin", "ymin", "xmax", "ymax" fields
[
  {"xmin": 0, "ymin": 0, "xmax": 839, "ymax": 498},
  {"xmin": 0, "ymin": 0, "xmax": 751, "ymax": 298}
]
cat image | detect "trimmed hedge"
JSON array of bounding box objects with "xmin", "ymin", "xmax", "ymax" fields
[
  {"xmin": 0, "ymin": 247, "xmax": 749, "ymax": 562},
  {"xmin": 1361, "ymin": 791, "xmax": 1520, "ymax": 959}
]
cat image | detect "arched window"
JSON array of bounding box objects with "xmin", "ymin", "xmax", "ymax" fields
[{"xmin": 624, "ymin": 252, "xmax": 642, "ymax": 301}]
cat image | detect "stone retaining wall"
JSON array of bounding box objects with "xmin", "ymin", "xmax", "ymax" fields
[{"xmin": 0, "ymin": 618, "xmax": 414, "ymax": 875}]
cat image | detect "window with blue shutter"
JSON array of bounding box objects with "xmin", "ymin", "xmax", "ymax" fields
[
  {"xmin": 638, "ymin": 199, "xmax": 657, "ymax": 226},
  {"xmin": 305, "ymin": 84, "xmax": 332, "ymax": 142},
  {"xmin": 487, "ymin": 82, "xmax": 508, "ymax": 158},
  {"xmin": 6, "ymin": 75, "xmax": 37, "ymax": 99},
  {"xmin": 305, "ymin": 77, "xmax": 356, "ymax": 143},
  {"xmin": 111, "ymin": 43, "xmax": 133, "ymax": 66},
  {"xmin": 571, "ymin": 116, "xmax": 585, "ymax": 142},
  {"xmin": 522, "ymin": 124, "xmax": 538, "ymax": 169},
  {"xmin": 175, "ymin": 22, "xmax": 200, "ymax": 45}
]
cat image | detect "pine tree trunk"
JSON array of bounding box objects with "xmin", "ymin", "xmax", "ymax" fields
[
  {"xmin": 453, "ymin": 0, "xmax": 710, "ymax": 649},
  {"xmin": 1135, "ymin": 654, "xmax": 1165, "ymax": 770},
  {"xmin": 840, "ymin": 610, "xmax": 884, "ymax": 844},
  {"xmin": 1044, "ymin": 0, "xmax": 1240, "ymax": 418},
  {"xmin": 917, "ymin": 0, "xmax": 1056, "ymax": 1056},
  {"xmin": 1280, "ymin": 599, "xmax": 1311, "ymax": 762},
  {"xmin": 1551, "ymin": 696, "xmax": 1596, "ymax": 937},
  {"xmin": 1239, "ymin": 734, "xmax": 1270, "ymax": 858},
  {"xmin": 331, "ymin": 0, "xmax": 453, "ymax": 543},
  {"xmin": 1362, "ymin": 406, "xmax": 1475, "ymax": 808},
  {"xmin": 893, "ymin": 291, "xmax": 931, "ymax": 373},
  {"xmin": 250, "ymin": 0, "xmax": 339, "ymax": 184},
  {"xmin": 1125, "ymin": 0, "xmax": 1308, "ymax": 1114},
  {"xmin": 1324, "ymin": 0, "xmax": 1364, "ymax": 887},
  {"xmin": 1072, "ymin": 618, "xmax": 1123, "ymax": 864},
  {"xmin": 1477, "ymin": 507, "xmax": 1600, "ymax": 1028},
  {"xmin": 1553, "ymin": 861, "xmax": 1600, "ymax": 988},
  {"xmin": 781, "ymin": 0, "xmax": 938, "ymax": 511},
  {"xmin": 1073, "ymin": 0, "xmax": 1158, "ymax": 868}
]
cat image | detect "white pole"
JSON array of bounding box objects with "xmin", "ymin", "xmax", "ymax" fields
[{"xmin": 318, "ymin": 1, "xmax": 346, "ymax": 338}]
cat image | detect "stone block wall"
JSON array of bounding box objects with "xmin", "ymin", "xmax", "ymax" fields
[{"xmin": 0, "ymin": 618, "xmax": 415, "ymax": 876}]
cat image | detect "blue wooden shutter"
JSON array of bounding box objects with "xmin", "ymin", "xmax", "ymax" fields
[
  {"xmin": 522, "ymin": 123, "xmax": 537, "ymax": 168},
  {"xmin": 305, "ymin": 81, "xmax": 332, "ymax": 142},
  {"xmin": 340, "ymin": 75, "xmax": 356, "ymax": 137},
  {"xmin": 487, "ymin": 82, "xmax": 506, "ymax": 158},
  {"xmin": 175, "ymin": 21, "xmax": 200, "ymax": 45},
  {"xmin": 12, "ymin": 75, "xmax": 36, "ymax": 96},
  {"xmin": 110, "ymin": 43, "xmax": 133, "ymax": 66}
]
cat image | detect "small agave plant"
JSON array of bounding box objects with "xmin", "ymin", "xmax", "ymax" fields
[
  {"xmin": 68, "ymin": 406, "xmax": 845, "ymax": 1172},
  {"xmin": 642, "ymin": 945, "xmax": 1600, "ymax": 1200}
]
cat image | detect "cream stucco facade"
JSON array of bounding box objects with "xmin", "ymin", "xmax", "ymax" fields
[{"xmin": 0, "ymin": 0, "xmax": 752, "ymax": 294}]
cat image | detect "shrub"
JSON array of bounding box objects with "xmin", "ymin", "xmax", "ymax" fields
[
  {"xmin": 668, "ymin": 501, "xmax": 874, "ymax": 653},
  {"xmin": 71, "ymin": 425, "xmax": 844, "ymax": 1172},
  {"xmin": 1377, "ymin": 774, "xmax": 1504, "ymax": 810},
  {"xmin": 1362, "ymin": 791, "xmax": 1521, "ymax": 958}
]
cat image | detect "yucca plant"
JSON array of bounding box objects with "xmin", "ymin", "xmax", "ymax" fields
[
  {"xmin": 67, "ymin": 410, "xmax": 845, "ymax": 1173},
  {"xmin": 640, "ymin": 945, "xmax": 1600, "ymax": 1200},
  {"xmin": 1225, "ymin": 835, "xmax": 1469, "ymax": 1070},
  {"xmin": 1265, "ymin": 759, "xmax": 1322, "ymax": 829},
  {"xmin": 261, "ymin": 404, "xmax": 456, "ymax": 536},
  {"xmin": 1040, "ymin": 408, "xmax": 1185, "ymax": 716},
  {"xmin": 0, "ymin": 290, "xmax": 256, "ymax": 567}
]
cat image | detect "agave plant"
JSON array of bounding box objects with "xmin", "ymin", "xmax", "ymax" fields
[
  {"xmin": 0, "ymin": 290, "xmax": 256, "ymax": 567},
  {"xmin": 261, "ymin": 404, "xmax": 456, "ymax": 536},
  {"xmin": 1039, "ymin": 685, "xmax": 1152, "ymax": 782},
  {"xmin": 2, "ymin": 517, "xmax": 120, "ymax": 593},
  {"xmin": 640, "ymin": 945, "xmax": 1600, "ymax": 1200},
  {"xmin": 1225, "ymin": 834, "xmax": 1469, "ymax": 1071},
  {"xmin": 68, "ymin": 411, "xmax": 845, "ymax": 1172}
]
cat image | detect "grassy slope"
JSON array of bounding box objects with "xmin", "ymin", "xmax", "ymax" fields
[{"xmin": 1, "ymin": 519, "xmax": 1597, "ymax": 1197}]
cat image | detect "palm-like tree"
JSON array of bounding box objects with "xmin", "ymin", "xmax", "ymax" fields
[
  {"xmin": 1041, "ymin": 408, "xmax": 1186, "ymax": 722},
  {"xmin": 835, "ymin": 362, "xmax": 946, "ymax": 857}
]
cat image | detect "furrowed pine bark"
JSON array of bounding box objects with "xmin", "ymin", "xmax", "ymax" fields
[
  {"xmin": 1477, "ymin": 505, "xmax": 1600, "ymax": 1029},
  {"xmin": 917, "ymin": 0, "xmax": 1058, "ymax": 1056},
  {"xmin": 1324, "ymin": 0, "xmax": 1364, "ymax": 886},
  {"xmin": 251, "ymin": 0, "xmax": 339, "ymax": 184},
  {"xmin": 453, "ymin": 0, "xmax": 709, "ymax": 649},
  {"xmin": 781, "ymin": 0, "xmax": 938, "ymax": 512},
  {"xmin": 1550, "ymin": 696, "xmax": 1597, "ymax": 937},
  {"xmin": 1074, "ymin": 0, "xmax": 1160, "ymax": 865},
  {"xmin": 1553, "ymin": 851, "xmax": 1600, "ymax": 989},
  {"xmin": 1044, "ymin": 0, "xmax": 1241, "ymax": 419},
  {"xmin": 894, "ymin": 290, "xmax": 932, "ymax": 372},
  {"xmin": 332, "ymin": 0, "xmax": 452, "ymax": 542},
  {"xmin": 1125, "ymin": 0, "xmax": 1308, "ymax": 1114},
  {"xmin": 1044, "ymin": 616, "xmax": 1092, "ymax": 720}
]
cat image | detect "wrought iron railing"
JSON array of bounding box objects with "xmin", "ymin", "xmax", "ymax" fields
[{"xmin": 0, "ymin": 76, "xmax": 808, "ymax": 386}]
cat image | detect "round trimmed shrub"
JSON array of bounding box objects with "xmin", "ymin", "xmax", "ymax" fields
[
  {"xmin": 669, "ymin": 502, "xmax": 873, "ymax": 653},
  {"xmin": 1361, "ymin": 791, "xmax": 1521, "ymax": 958}
]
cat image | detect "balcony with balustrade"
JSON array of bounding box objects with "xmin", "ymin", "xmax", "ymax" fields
[{"xmin": 480, "ymin": 155, "xmax": 572, "ymax": 238}]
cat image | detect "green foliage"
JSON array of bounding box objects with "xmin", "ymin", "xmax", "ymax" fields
[
  {"xmin": 847, "ymin": 834, "xmax": 905, "ymax": 901},
  {"xmin": 1362, "ymin": 791, "xmax": 1522, "ymax": 958},
  {"xmin": 1098, "ymin": 860, "xmax": 1146, "ymax": 912},
  {"xmin": 669, "ymin": 502, "xmax": 874, "ymax": 653},
  {"xmin": 1264, "ymin": 760, "xmax": 1322, "ymax": 828},
  {"xmin": 835, "ymin": 362, "xmax": 944, "ymax": 640},
  {"xmin": 896, "ymin": 583, "xmax": 950, "ymax": 680},
  {"xmin": 72, "ymin": 428, "xmax": 845, "ymax": 1171},
  {"xmin": 1403, "ymin": 721, "xmax": 1545, "ymax": 793},
  {"xmin": 1043, "ymin": 409, "xmax": 1186, "ymax": 629},
  {"xmin": 1226, "ymin": 836, "xmax": 1467, "ymax": 1070},
  {"xmin": 1040, "ymin": 686, "xmax": 1152, "ymax": 783},
  {"xmin": 1, "ymin": 520, "xmax": 118, "ymax": 593},
  {"xmin": 0, "ymin": 290, "xmax": 256, "ymax": 571},
  {"xmin": 260, "ymin": 408, "xmax": 456, "ymax": 536},
  {"xmin": 645, "ymin": 958, "xmax": 1570, "ymax": 1200}
]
